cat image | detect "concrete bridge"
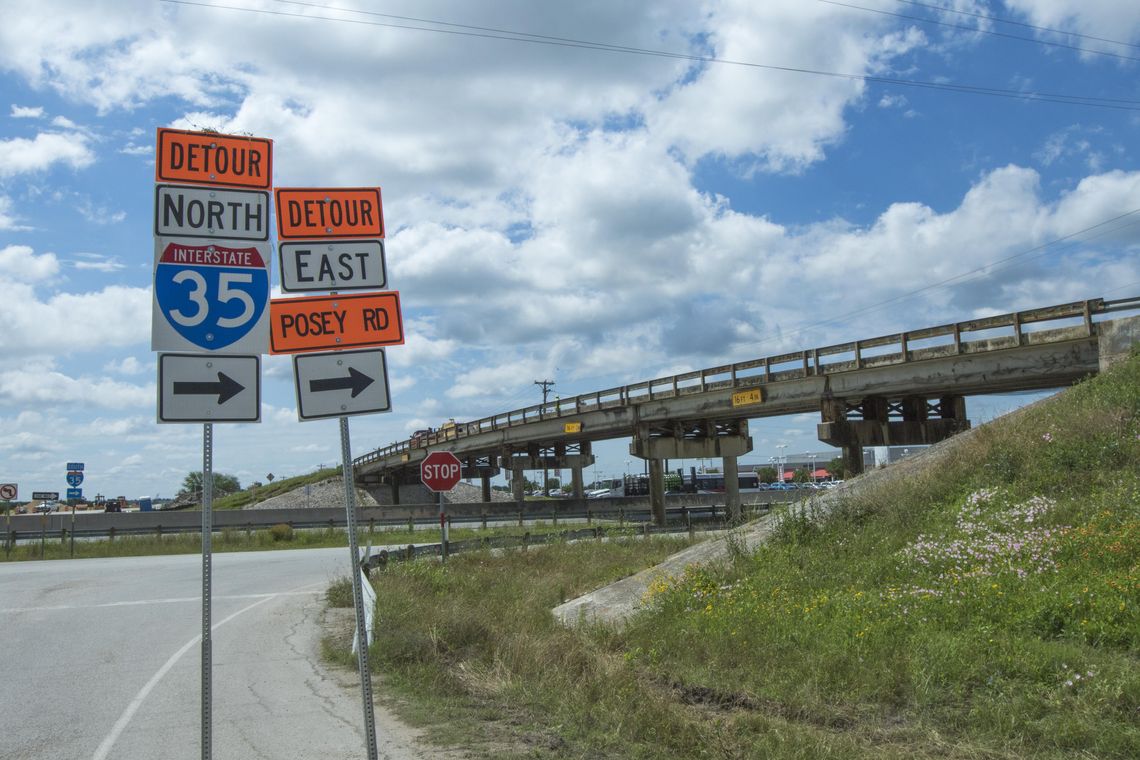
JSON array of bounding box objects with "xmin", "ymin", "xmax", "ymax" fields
[{"xmin": 354, "ymin": 297, "xmax": 1140, "ymax": 524}]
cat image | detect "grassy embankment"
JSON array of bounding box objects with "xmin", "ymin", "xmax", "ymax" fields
[{"xmin": 335, "ymin": 351, "xmax": 1140, "ymax": 759}]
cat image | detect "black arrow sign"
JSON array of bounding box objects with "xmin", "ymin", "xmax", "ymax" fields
[
  {"xmin": 173, "ymin": 372, "xmax": 245, "ymax": 404},
  {"xmin": 309, "ymin": 367, "xmax": 374, "ymax": 398}
]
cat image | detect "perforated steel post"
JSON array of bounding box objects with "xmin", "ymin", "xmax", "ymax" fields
[
  {"xmin": 201, "ymin": 423, "xmax": 213, "ymax": 760},
  {"xmin": 340, "ymin": 416, "xmax": 379, "ymax": 760}
]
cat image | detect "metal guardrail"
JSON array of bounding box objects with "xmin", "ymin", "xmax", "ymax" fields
[
  {"xmin": 354, "ymin": 296, "xmax": 1139, "ymax": 467},
  {"xmin": 0, "ymin": 499, "xmax": 779, "ymax": 546},
  {"xmin": 361, "ymin": 516, "xmax": 748, "ymax": 572}
]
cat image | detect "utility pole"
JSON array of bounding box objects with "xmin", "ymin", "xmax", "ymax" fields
[{"xmin": 535, "ymin": 379, "xmax": 555, "ymax": 496}]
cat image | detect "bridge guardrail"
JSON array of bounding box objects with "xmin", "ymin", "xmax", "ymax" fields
[{"xmin": 355, "ymin": 296, "xmax": 1139, "ymax": 467}]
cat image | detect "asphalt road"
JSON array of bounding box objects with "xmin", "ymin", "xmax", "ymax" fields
[{"xmin": 0, "ymin": 548, "xmax": 441, "ymax": 760}]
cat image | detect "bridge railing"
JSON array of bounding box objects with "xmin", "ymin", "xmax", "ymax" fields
[{"xmin": 356, "ymin": 296, "xmax": 1135, "ymax": 467}]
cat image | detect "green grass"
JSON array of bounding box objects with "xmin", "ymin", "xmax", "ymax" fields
[{"xmin": 342, "ymin": 350, "xmax": 1140, "ymax": 758}]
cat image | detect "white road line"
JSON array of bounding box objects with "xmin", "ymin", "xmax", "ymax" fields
[
  {"xmin": 91, "ymin": 581, "xmax": 326, "ymax": 760},
  {"xmin": 2, "ymin": 590, "xmax": 320, "ymax": 614}
]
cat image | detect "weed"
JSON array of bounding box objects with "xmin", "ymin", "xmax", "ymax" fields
[{"xmin": 268, "ymin": 523, "xmax": 294, "ymax": 542}]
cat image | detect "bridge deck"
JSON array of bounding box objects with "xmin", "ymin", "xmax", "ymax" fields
[{"xmin": 354, "ymin": 297, "xmax": 1139, "ymax": 481}]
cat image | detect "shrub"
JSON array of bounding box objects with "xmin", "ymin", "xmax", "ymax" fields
[{"xmin": 268, "ymin": 522, "xmax": 294, "ymax": 542}]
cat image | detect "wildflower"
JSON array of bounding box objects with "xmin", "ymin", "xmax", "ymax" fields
[{"xmin": 1042, "ymin": 432, "xmax": 1053, "ymax": 442}]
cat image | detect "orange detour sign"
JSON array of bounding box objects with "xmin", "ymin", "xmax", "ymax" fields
[
  {"xmin": 269, "ymin": 291, "xmax": 404, "ymax": 354},
  {"xmin": 155, "ymin": 128, "xmax": 272, "ymax": 189},
  {"xmin": 275, "ymin": 187, "xmax": 384, "ymax": 240}
]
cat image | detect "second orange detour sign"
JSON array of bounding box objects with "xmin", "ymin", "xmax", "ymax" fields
[{"xmin": 268, "ymin": 291, "xmax": 404, "ymax": 354}]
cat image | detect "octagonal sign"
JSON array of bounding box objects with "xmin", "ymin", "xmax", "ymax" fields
[{"xmin": 421, "ymin": 451, "xmax": 462, "ymax": 493}]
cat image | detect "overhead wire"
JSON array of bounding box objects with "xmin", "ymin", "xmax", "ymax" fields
[
  {"xmin": 818, "ymin": 0, "xmax": 1140, "ymax": 64},
  {"xmin": 891, "ymin": 0, "xmax": 1140, "ymax": 52},
  {"xmin": 160, "ymin": 0, "xmax": 1140, "ymax": 111}
]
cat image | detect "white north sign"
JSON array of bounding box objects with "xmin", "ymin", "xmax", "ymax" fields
[{"xmin": 154, "ymin": 184, "xmax": 270, "ymax": 241}]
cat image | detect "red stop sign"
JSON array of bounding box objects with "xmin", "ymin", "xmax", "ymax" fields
[{"xmin": 421, "ymin": 451, "xmax": 462, "ymax": 492}]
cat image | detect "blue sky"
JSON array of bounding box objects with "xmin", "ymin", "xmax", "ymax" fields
[{"xmin": 1, "ymin": 0, "xmax": 1139, "ymax": 499}]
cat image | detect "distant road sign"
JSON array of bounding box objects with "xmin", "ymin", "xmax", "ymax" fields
[
  {"xmin": 67, "ymin": 488, "xmax": 83, "ymax": 500},
  {"xmin": 151, "ymin": 237, "xmax": 271, "ymax": 354},
  {"xmin": 66, "ymin": 462, "xmax": 84, "ymax": 471},
  {"xmin": 158, "ymin": 353, "xmax": 261, "ymax": 423},
  {"xmin": 278, "ymin": 240, "xmax": 386, "ymax": 292},
  {"xmin": 0, "ymin": 484, "xmax": 16, "ymax": 500},
  {"xmin": 155, "ymin": 184, "xmax": 270, "ymax": 241},
  {"xmin": 732, "ymin": 388, "xmax": 764, "ymax": 407},
  {"xmin": 421, "ymin": 451, "xmax": 462, "ymax": 492},
  {"xmin": 268, "ymin": 291, "xmax": 404, "ymax": 355},
  {"xmin": 275, "ymin": 188, "xmax": 384, "ymax": 239},
  {"xmin": 155, "ymin": 128, "xmax": 272, "ymax": 189},
  {"xmin": 293, "ymin": 349, "xmax": 391, "ymax": 421},
  {"xmin": 32, "ymin": 491, "xmax": 59, "ymax": 501},
  {"xmin": 66, "ymin": 471, "xmax": 84, "ymax": 487}
]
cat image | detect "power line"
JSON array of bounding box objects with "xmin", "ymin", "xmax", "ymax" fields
[
  {"xmin": 819, "ymin": 0, "xmax": 1140, "ymax": 64},
  {"xmin": 891, "ymin": 0, "xmax": 1140, "ymax": 52},
  {"xmin": 159, "ymin": 0, "xmax": 1140, "ymax": 111}
]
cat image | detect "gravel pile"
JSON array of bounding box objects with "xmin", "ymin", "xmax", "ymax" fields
[{"xmin": 245, "ymin": 478, "xmax": 379, "ymax": 510}]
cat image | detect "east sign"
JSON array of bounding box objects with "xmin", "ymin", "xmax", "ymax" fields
[{"xmin": 278, "ymin": 240, "xmax": 386, "ymax": 292}]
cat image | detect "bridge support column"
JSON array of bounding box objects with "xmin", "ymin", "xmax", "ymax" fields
[
  {"xmin": 571, "ymin": 465, "xmax": 585, "ymax": 500},
  {"xmin": 511, "ymin": 465, "xmax": 526, "ymax": 505},
  {"xmin": 389, "ymin": 479, "xmax": 400, "ymax": 505},
  {"xmin": 647, "ymin": 458, "xmax": 665, "ymax": 527},
  {"xmin": 480, "ymin": 474, "xmax": 492, "ymax": 503},
  {"xmin": 819, "ymin": 394, "xmax": 971, "ymax": 477},
  {"xmin": 631, "ymin": 420, "xmax": 753, "ymax": 526},
  {"xmin": 723, "ymin": 455, "xmax": 741, "ymax": 523}
]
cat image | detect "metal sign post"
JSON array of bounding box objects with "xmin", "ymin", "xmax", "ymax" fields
[
  {"xmin": 201, "ymin": 423, "xmax": 214, "ymax": 760},
  {"xmin": 439, "ymin": 491, "xmax": 448, "ymax": 563},
  {"xmin": 339, "ymin": 416, "xmax": 379, "ymax": 760}
]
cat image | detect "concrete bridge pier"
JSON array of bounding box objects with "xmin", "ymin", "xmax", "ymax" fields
[
  {"xmin": 631, "ymin": 421, "xmax": 753, "ymax": 525},
  {"xmin": 461, "ymin": 456, "xmax": 501, "ymax": 503},
  {"xmin": 818, "ymin": 394, "xmax": 971, "ymax": 476},
  {"xmin": 503, "ymin": 444, "xmax": 595, "ymax": 503}
]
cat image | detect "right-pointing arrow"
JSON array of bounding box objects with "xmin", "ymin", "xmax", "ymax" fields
[
  {"xmin": 309, "ymin": 367, "xmax": 375, "ymax": 398},
  {"xmin": 173, "ymin": 372, "xmax": 245, "ymax": 404}
]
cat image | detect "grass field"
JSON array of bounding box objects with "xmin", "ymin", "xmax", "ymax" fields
[{"xmin": 340, "ymin": 350, "xmax": 1140, "ymax": 758}]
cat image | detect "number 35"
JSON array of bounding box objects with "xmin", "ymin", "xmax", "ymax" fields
[{"xmin": 169, "ymin": 271, "xmax": 255, "ymax": 328}]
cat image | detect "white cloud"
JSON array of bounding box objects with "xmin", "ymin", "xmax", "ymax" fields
[
  {"xmin": 0, "ymin": 279, "xmax": 150, "ymax": 354},
  {"xmin": 0, "ymin": 131, "xmax": 95, "ymax": 177},
  {"xmin": 103, "ymin": 356, "xmax": 151, "ymax": 376},
  {"xmin": 0, "ymin": 244, "xmax": 60, "ymax": 282},
  {"xmin": 75, "ymin": 197, "xmax": 126, "ymax": 225},
  {"xmin": 0, "ymin": 196, "xmax": 30, "ymax": 231},
  {"xmin": 0, "ymin": 367, "xmax": 150, "ymax": 409},
  {"xmin": 1005, "ymin": 1, "xmax": 1140, "ymax": 54},
  {"xmin": 645, "ymin": 2, "xmax": 924, "ymax": 172},
  {"xmin": 72, "ymin": 253, "xmax": 127, "ymax": 272},
  {"xmin": 10, "ymin": 105, "xmax": 44, "ymax": 118}
]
